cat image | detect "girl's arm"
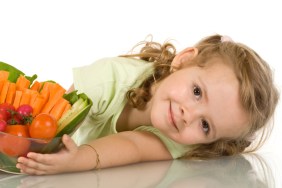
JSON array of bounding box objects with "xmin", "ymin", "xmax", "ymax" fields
[
  {"xmin": 17, "ymin": 131, "xmax": 172, "ymax": 175},
  {"xmin": 66, "ymin": 84, "xmax": 74, "ymax": 93}
]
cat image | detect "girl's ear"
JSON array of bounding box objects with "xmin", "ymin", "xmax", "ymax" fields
[{"xmin": 171, "ymin": 47, "xmax": 198, "ymax": 70}]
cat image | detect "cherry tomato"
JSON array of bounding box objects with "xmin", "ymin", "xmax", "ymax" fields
[
  {"xmin": 29, "ymin": 113, "xmax": 57, "ymax": 140},
  {"xmin": 0, "ymin": 125, "xmax": 30, "ymax": 157},
  {"xmin": 5, "ymin": 124, "xmax": 30, "ymax": 137}
]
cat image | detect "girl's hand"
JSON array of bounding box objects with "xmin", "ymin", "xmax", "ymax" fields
[{"xmin": 17, "ymin": 134, "xmax": 79, "ymax": 175}]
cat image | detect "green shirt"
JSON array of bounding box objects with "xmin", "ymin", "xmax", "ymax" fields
[{"xmin": 71, "ymin": 57, "xmax": 193, "ymax": 159}]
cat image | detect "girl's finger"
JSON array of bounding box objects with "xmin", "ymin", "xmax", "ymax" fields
[
  {"xmin": 62, "ymin": 134, "xmax": 78, "ymax": 153},
  {"xmin": 16, "ymin": 159, "xmax": 49, "ymax": 175}
]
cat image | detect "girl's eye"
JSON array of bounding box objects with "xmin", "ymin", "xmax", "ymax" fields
[
  {"xmin": 201, "ymin": 120, "xmax": 210, "ymax": 135},
  {"xmin": 193, "ymin": 85, "xmax": 202, "ymax": 99}
]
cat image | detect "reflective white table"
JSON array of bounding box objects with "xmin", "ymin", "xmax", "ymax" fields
[{"xmin": 0, "ymin": 152, "xmax": 281, "ymax": 188}]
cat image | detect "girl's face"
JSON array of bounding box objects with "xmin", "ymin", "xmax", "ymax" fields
[{"xmin": 149, "ymin": 57, "xmax": 249, "ymax": 145}]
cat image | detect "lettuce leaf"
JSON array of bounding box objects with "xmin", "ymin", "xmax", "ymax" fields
[{"xmin": 0, "ymin": 61, "xmax": 37, "ymax": 83}]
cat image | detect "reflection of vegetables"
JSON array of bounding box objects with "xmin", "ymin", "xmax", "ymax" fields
[
  {"xmin": 0, "ymin": 125, "xmax": 31, "ymax": 157},
  {"xmin": 0, "ymin": 120, "xmax": 7, "ymax": 131},
  {"xmin": 0, "ymin": 135, "xmax": 30, "ymax": 157}
]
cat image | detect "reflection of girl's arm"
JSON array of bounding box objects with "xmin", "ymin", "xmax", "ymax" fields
[
  {"xmin": 155, "ymin": 154, "xmax": 275, "ymax": 188},
  {"xmin": 97, "ymin": 160, "xmax": 172, "ymax": 188},
  {"xmin": 12, "ymin": 161, "xmax": 172, "ymax": 188}
]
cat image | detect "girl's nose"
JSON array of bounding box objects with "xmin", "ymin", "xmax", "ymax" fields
[{"xmin": 180, "ymin": 105, "xmax": 199, "ymax": 126}]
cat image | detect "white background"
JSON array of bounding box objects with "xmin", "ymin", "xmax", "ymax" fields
[{"xmin": 0, "ymin": 0, "xmax": 281, "ymax": 154}]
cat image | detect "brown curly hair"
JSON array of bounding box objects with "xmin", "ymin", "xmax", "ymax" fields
[{"xmin": 120, "ymin": 34, "xmax": 279, "ymax": 159}]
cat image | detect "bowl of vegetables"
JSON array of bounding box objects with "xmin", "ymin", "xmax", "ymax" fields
[{"xmin": 0, "ymin": 62, "xmax": 92, "ymax": 174}]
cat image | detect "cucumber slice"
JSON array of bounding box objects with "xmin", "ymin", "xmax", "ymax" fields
[{"xmin": 55, "ymin": 96, "xmax": 92, "ymax": 137}]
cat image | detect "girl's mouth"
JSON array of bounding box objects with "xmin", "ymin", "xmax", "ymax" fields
[{"xmin": 169, "ymin": 102, "xmax": 178, "ymax": 131}]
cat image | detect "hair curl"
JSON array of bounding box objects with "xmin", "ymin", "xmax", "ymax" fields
[{"xmin": 120, "ymin": 34, "xmax": 279, "ymax": 159}]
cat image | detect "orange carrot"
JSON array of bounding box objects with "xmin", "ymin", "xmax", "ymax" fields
[
  {"xmin": 41, "ymin": 83, "xmax": 66, "ymax": 113},
  {"xmin": 0, "ymin": 81, "xmax": 10, "ymax": 103},
  {"xmin": 39, "ymin": 84, "xmax": 49, "ymax": 106},
  {"xmin": 5, "ymin": 82, "xmax": 16, "ymax": 104},
  {"xmin": 16, "ymin": 75, "xmax": 30, "ymax": 91},
  {"xmin": 62, "ymin": 103, "xmax": 71, "ymax": 116},
  {"xmin": 40, "ymin": 82, "xmax": 53, "ymax": 91},
  {"xmin": 30, "ymin": 81, "xmax": 41, "ymax": 92},
  {"xmin": 13, "ymin": 90, "xmax": 22, "ymax": 109},
  {"xmin": 30, "ymin": 86, "xmax": 50, "ymax": 116},
  {"xmin": 31, "ymin": 95, "xmax": 47, "ymax": 116},
  {"xmin": 19, "ymin": 90, "xmax": 32, "ymax": 105},
  {"xmin": 29, "ymin": 91, "xmax": 39, "ymax": 106},
  {"xmin": 0, "ymin": 70, "xmax": 9, "ymax": 81},
  {"xmin": 0, "ymin": 81, "xmax": 4, "ymax": 92},
  {"xmin": 50, "ymin": 98, "xmax": 69, "ymax": 120}
]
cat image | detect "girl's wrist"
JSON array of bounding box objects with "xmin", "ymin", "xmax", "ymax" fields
[{"xmin": 80, "ymin": 144, "xmax": 101, "ymax": 170}]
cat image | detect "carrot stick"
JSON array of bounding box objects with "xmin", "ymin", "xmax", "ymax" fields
[
  {"xmin": 13, "ymin": 90, "xmax": 22, "ymax": 109},
  {"xmin": 0, "ymin": 70, "xmax": 9, "ymax": 81},
  {"xmin": 41, "ymin": 83, "xmax": 66, "ymax": 113},
  {"xmin": 16, "ymin": 75, "xmax": 31, "ymax": 91},
  {"xmin": 31, "ymin": 95, "xmax": 47, "ymax": 116},
  {"xmin": 29, "ymin": 92, "xmax": 39, "ymax": 106},
  {"xmin": 50, "ymin": 98, "xmax": 69, "ymax": 121},
  {"xmin": 19, "ymin": 90, "xmax": 31, "ymax": 105},
  {"xmin": 0, "ymin": 81, "xmax": 10, "ymax": 103},
  {"xmin": 40, "ymin": 82, "xmax": 53, "ymax": 92},
  {"xmin": 5, "ymin": 82, "xmax": 16, "ymax": 104},
  {"xmin": 30, "ymin": 81, "xmax": 41, "ymax": 91},
  {"xmin": 0, "ymin": 81, "xmax": 4, "ymax": 92},
  {"xmin": 39, "ymin": 84, "xmax": 49, "ymax": 107}
]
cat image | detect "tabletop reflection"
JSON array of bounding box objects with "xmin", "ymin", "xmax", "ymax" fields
[{"xmin": 0, "ymin": 153, "xmax": 275, "ymax": 188}]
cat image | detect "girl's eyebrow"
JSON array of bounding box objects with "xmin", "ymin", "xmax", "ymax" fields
[{"xmin": 198, "ymin": 76, "xmax": 217, "ymax": 140}]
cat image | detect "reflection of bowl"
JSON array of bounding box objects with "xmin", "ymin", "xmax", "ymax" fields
[{"xmin": 0, "ymin": 131, "xmax": 63, "ymax": 174}]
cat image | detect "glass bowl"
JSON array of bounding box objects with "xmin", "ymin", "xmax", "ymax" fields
[{"xmin": 0, "ymin": 131, "xmax": 63, "ymax": 174}]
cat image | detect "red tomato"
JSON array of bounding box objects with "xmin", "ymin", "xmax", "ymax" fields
[
  {"xmin": 29, "ymin": 113, "xmax": 57, "ymax": 140},
  {"xmin": 0, "ymin": 125, "xmax": 30, "ymax": 157},
  {"xmin": 5, "ymin": 125, "xmax": 30, "ymax": 137}
]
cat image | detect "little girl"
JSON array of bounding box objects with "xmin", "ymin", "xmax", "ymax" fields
[{"xmin": 16, "ymin": 34, "xmax": 279, "ymax": 175}]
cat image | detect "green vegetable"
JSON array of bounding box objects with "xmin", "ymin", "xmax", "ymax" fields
[
  {"xmin": 0, "ymin": 61, "xmax": 37, "ymax": 84},
  {"xmin": 55, "ymin": 91, "xmax": 92, "ymax": 137}
]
